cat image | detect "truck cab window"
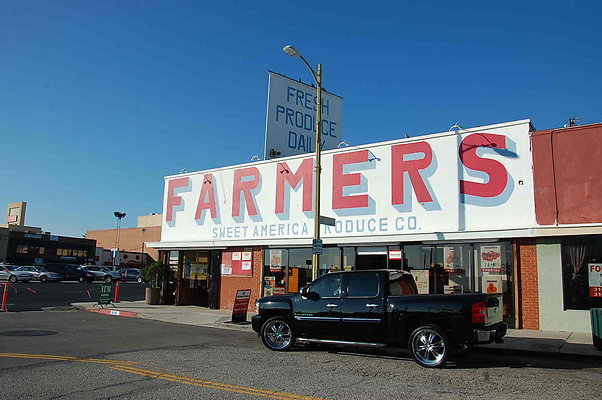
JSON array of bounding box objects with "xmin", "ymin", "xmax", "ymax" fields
[
  {"xmin": 347, "ymin": 273, "xmax": 379, "ymax": 297},
  {"xmin": 310, "ymin": 273, "xmax": 342, "ymax": 298}
]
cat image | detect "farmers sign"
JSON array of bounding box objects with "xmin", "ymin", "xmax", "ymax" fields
[{"xmin": 162, "ymin": 120, "xmax": 536, "ymax": 245}]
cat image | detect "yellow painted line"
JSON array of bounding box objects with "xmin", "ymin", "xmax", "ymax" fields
[
  {"xmin": 110, "ymin": 366, "xmax": 325, "ymax": 400},
  {"xmin": 0, "ymin": 353, "xmax": 138, "ymax": 365},
  {"xmin": 112, "ymin": 365, "xmax": 325, "ymax": 400},
  {"xmin": 0, "ymin": 353, "xmax": 325, "ymax": 400}
]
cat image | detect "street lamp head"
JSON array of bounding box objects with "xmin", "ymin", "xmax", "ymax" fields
[
  {"xmin": 283, "ymin": 45, "xmax": 300, "ymax": 57},
  {"xmin": 114, "ymin": 212, "xmax": 126, "ymax": 219}
]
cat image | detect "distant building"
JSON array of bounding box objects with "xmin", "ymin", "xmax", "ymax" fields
[
  {"xmin": 86, "ymin": 213, "xmax": 162, "ymax": 268},
  {"xmin": 0, "ymin": 202, "xmax": 96, "ymax": 265}
]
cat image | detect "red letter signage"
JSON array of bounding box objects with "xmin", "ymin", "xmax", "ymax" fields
[
  {"xmin": 459, "ymin": 133, "xmax": 508, "ymax": 198},
  {"xmin": 232, "ymin": 167, "xmax": 261, "ymax": 217},
  {"xmin": 332, "ymin": 150, "xmax": 369, "ymax": 209},
  {"xmin": 275, "ymin": 159, "xmax": 313, "ymax": 214},
  {"xmin": 195, "ymin": 174, "xmax": 218, "ymax": 220},
  {"xmin": 165, "ymin": 177, "xmax": 190, "ymax": 223},
  {"xmin": 391, "ymin": 142, "xmax": 434, "ymax": 205}
]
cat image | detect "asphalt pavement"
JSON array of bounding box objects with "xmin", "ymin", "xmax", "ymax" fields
[{"xmin": 1, "ymin": 311, "xmax": 601, "ymax": 400}]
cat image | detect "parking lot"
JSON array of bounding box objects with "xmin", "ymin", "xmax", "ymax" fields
[{"xmin": 0, "ymin": 280, "xmax": 147, "ymax": 312}]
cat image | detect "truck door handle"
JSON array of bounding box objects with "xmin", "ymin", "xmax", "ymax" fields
[
  {"xmin": 366, "ymin": 303, "xmax": 379, "ymax": 308},
  {"xmin": 326, "ymin": 303, "xmax": 339, "ymax": 308}
]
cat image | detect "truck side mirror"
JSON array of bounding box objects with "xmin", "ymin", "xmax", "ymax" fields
[{"xmin": 301, "ymin": 286, "xmax": 320, "ymax": 301}]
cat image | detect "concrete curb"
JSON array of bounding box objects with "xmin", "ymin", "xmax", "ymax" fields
[{"xmin": 86, "ymin": 308, "xmax": 139, "ymax": 318}]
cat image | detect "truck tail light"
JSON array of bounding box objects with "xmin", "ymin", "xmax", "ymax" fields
[{"xmin": 472, "ymin": 301, "xmax": 486, "ymax": 324}]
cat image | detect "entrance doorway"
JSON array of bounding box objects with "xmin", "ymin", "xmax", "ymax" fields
[{"xmin": 355, "ymin": 247, "xmax": 388, "ymax": 270}]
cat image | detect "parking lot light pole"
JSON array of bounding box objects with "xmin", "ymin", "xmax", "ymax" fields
[
  {"xmin": 283, "ymin": 45, "xmax": 322, "ymax": 281},
  {"xmin": 113, "ymin": 211, "xmax": 126, "ymax": 271}
]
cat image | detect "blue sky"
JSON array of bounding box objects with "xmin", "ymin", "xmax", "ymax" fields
[{"xmin": 1, "ymin": 1, "xmax": 601, "ymax": 237}]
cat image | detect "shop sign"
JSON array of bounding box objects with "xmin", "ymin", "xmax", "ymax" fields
[
  {"xmin": 388, "ymin": 250, "xmax": 402, "ymax": 260},
  {"xmin": 231, "ymin": 289, "xmax": 251, "ymax": 323},
  {"xmin": 588, "ymin": 263, "xmax": 602, "ymax": 297},
  {"xmin": 264, "ymin": 71, "xmax": 343, "ymax": 159},
  {"xmin": 162, "ymin": 120, "xmax": 535, "ymax": 245},
  {"xmin": 480, "ymin": 245, "xmax": 502, "ymax": 273},
  {"xmin": 98, "ymin": 283, "xmax": 113, "ymax": 305}
]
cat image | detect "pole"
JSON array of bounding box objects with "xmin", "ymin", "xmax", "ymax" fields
[{"xmin": 312, "ymin": 63, "xmax": 323, "ymax": 281}]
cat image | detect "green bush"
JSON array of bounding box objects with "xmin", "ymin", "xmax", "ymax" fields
[{"xmin": 142, "ymin": 261, "xmax": 165, "ymax": 288}]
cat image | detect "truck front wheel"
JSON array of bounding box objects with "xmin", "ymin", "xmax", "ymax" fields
[
  {"xmin": 409, "ymin": 325, "xmax": 449, "ymax": 368},
  {"xmin": 261, "ymin": 316, "xmax": 295, "ymax": 351}
]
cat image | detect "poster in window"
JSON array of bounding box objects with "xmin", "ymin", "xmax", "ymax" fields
[
  {"xmin": 270, "ymin": 250, "xmax": 282, "ymax": 272},
  {"xmin": 588, "ymin": 263, "xmax": 602, "ymax": 297},
  {"xmin": 443, "ymin": 246, "xmax": 464, "ymax": 274},
  {"xmin": 221, "ymin": 263, "xmax": 232, "ymax": 275},
  {"xmin": 190, "ymin": 263, "xmax": 207, "ymax": 280},
  {"xmin": 242, "ymin": 261, "xmax": 252, "ymax": 270},
  {"xmin": 482, "ymin": 276, "xmax": 503, "ymax": 293},
  {"xmin": 221, "ymin": 249, "xmax": 252, "ymax": 276},
  {"xmin": 444, "ymin": 284, "xmax": 463, "ymax": 294},
  {"xmin": 480, "ymin": 245, "xmax": 502, "ymax": 273},
  {"xmin": 242, "ymin": 251, "xmax": 252, "ymax": 261},
  {"xmin": 410, "ymin": 270, "xmax": 429, "ymax": 294}
]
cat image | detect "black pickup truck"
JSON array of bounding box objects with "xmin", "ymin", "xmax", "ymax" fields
[{"xmin": 252, "ymin": 269, "xmax": 506, "ymax": 367}]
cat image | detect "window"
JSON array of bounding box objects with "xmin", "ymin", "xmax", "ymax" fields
[
  {"xmin": 388, "ymin": 273, "xmax": 418, "ymax": 295},
  {"xmin": 347, "ymin": 272, "xmax": 379, "ymax": 297},
  {"xmin": 310, "ymin": 273, "xmax": 342, "ymax": 298},
  {"xmin": 562, "ymin": 236, "xmax": 602, "ymax": 310}
]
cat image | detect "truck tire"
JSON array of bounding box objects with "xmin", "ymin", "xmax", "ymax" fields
[
  {"xmin": 408, "ymin": 324, "xmax": 449, "ymax": 368},
  {"xmin": 260, "ymin": 316, "xmax": 295, "ymax": 351}
]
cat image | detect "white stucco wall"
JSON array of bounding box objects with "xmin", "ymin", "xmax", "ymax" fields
[{"xmin": 537, "ymin": 238, "xmax": 592, "ymax": 333}]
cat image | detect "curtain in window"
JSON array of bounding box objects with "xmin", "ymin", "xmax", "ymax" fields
[{"xmin": 567, "ymin": 245, "xmax": 586, "ymax": 279}]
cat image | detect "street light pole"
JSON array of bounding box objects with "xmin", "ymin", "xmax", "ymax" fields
[
  {"xmin": 113, "ymin": 211, "xmax": 126, "ymax": 271},
  {"xmin": 283, "ymin": 45, "xmax": 322, "ymax": 280}
]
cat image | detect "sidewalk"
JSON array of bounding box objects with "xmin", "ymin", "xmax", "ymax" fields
[{"xmin": 72, "ymin": 300, "xmax": 602, "ymax": 359}]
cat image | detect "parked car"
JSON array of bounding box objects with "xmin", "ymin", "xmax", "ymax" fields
[
  {"xmin": 0, "ymin": 264, "xmax": 34, "ymax": 283},
  {"xmin": 117, "ymin": 268, "xmax": 144, "ymax": 283},
  {"xmin": 16, "ymin": 266, "xmax": 63, "ymax": 282},
  {"xmin": 43, "ymin": 263, "xmax": 95, "ymax": 283},
  {"xmin": 81, "ymin": 265, "xmax": 122, "ymax": 283},
  {"xmin": 252, "ymin": 269, "xmax": 507, "ymax": 368}
]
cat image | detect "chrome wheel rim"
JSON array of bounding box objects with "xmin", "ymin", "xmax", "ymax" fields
[
  {"xmin": 412, "ymin": 329, "xmax": 446, "ymax": 366},
  {"xmin": 263, "ymin": 320, "xmax": 292, "ymax": 350}
]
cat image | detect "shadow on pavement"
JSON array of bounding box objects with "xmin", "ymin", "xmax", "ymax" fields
[{"xmin": 292, "ymin": 344, "xmax": 602, "ymax": 370}]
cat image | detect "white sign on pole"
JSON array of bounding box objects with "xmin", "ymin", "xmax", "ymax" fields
[{"xmin": 264, "ymin": 71, "xmax": 343, "ymax": 159}]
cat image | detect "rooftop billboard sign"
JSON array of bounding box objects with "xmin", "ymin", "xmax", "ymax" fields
[
  {"xmin": 264, "ymin": 71, "xmax": 343, "ymax": 159},
  {"xmin": 161, "ymin": 120, "xmax": 535, "ymax": 246}
]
